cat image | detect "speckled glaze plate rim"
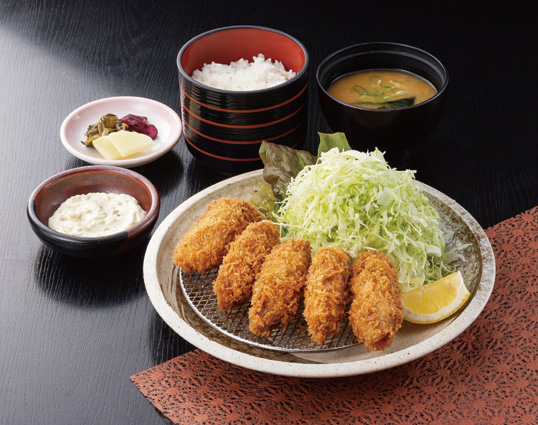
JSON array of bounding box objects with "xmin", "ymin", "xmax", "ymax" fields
[
  {"xmin": 60, "ymin": 96, "xmax": 182, "ymax": 168},
  {"xmin": 143, "ymin": 169, "xmax": 496, "ymax": 378}
]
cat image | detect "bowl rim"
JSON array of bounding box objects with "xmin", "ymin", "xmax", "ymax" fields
[
  {"xmin": 27, "ymin": 165, "xmax": 160, "ymax": 244},
  {"xmin": 177, "ymin": 25, "xmax": 309, "ymax": 95},
  {"xmin": 316, "ymin": 41, "xmax": 449, "ymax": 112}
]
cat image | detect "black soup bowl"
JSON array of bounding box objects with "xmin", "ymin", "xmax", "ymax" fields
[
  {"xmin": 27, "ymin": 165, "xmax": 160, "ymax": 258},
  {"xmin": 177, "ymin": 25, "xmax": 309, "ymax": 175},
  {"xmin": 316, "ymin": 42, "xmax": 448, "ymax": 163}
]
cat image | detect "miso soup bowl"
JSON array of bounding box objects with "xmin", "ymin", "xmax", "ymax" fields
[
  {"xmin": 316, "ymin": 42, "xmax": 448, "ymax": 163},
  {"xmin": 177, "ymin": 25, "xmax": 309, "ymax": 175},
  {"xmin": 27, "ymin": 165, "xmax": 160, "ymax": 258}
]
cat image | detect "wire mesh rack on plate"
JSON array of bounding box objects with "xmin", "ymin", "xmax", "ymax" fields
[{"xmin": 179, "ymin": 267, "xmax": 358, "ymax": 353}]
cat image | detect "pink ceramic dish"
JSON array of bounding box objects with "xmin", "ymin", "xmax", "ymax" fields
[{"xmin": 60, "ymin": 96, "xmax": 182, "ymax": 168}]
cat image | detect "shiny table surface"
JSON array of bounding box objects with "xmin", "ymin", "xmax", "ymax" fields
[{"xmin": 1, "ymin": 1, "xmax": 537, "ymax": 424}]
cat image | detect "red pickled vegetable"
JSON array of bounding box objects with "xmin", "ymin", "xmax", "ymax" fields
[
  {"xmin": 119, "ymin": 114, "xmax": 158, "ymax": 140},
  {"xmin": 144, "ymin": 124, "xmax": 158, "ymax": 139}
]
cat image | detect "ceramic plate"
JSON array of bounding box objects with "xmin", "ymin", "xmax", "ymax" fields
[
  {"xmin": 60, "ymin": 96, "xmax": 182, "ymax": 168},
  {"xmin": 143, "ymin": 170, "xmax": 495, "ymax": 378}
]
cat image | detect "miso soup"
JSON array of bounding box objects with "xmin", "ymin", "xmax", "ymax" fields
[{"xmin": 327, "ymin": 70, "xmax": 437, "ymax": 110}]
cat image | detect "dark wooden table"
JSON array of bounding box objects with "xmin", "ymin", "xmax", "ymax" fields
[{"xmin": 1, "ymin": 1, "xmax": 537, "ymax": 424}]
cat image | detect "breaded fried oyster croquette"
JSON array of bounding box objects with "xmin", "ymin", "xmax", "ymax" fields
[
  {"xmin": 248, "ymin": 238, "xmax": 311, "ymax": 337},
  {"xmin": 172, "ymin": 197, "xmax": 261, "ymax": 273},
  {"xmin": 303, "ymin": 246, "xmax": 351, "ymax": 345},
  {"xmin": 348, "ymin": 250, "xmax": 403, "ymax": 351},
  {"xmin": 213, "ymin": 220, "xmax": 280, "ymax": 310}
]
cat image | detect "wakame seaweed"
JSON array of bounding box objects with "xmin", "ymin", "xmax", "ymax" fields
[
  {"xmin": 376, "ymin": 97, "xmax": 416, "ymax": 109},
  {"xmin": 355, "ymin": 97, "xmax": 416, "ymax": 109}
]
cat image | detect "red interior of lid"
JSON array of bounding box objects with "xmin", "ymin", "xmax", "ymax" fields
[{"xmin": 181, "ymin": 28, "xmax": 306, "ymax": 75}]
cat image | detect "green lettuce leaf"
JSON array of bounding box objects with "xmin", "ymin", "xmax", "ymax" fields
[
  {"xmin": 317, "ymin": 132, "xmax": 351, "ymax": 156},
  {"xmin": 250, "ymin": 180, "xmax": 278, "ymax": 218},
  {"xmin": 251, "ymin": 141, "xmax": 315, "ymax": 216},
  {"xmin": 251, "ymin": 133, "xmax": 351, "ymax": 216}
]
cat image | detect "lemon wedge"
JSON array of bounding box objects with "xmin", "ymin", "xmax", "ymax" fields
[{"xmin": 402, "ymin": 271, "xmax": 470, "ymax": 324}]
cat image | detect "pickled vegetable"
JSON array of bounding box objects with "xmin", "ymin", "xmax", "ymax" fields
[
  {"xmin": 82, "ymin": 113, "xmax": 126, "ymax": 146},
  {"xmin": 81, "ymin": 113, "xmax": 158, "ymax": 147},
  {"xmin": 119, "ymin": 114, "xmax": 158, "ymax": 139},
  {"xmin": 93, "ymin": 130, "xmax": 156, "ymax": 160}
]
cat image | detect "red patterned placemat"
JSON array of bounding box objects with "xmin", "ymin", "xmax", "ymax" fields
[{"xmin": 131, "ymin": 207, "xmax": 538, "ymax": 424}]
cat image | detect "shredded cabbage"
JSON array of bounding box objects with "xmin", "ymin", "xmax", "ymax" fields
[{"xmin": 274, "ymin": 148, "xmax": 452, "ymax": 291}]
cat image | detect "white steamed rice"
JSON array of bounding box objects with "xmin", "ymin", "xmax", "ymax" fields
[{"xmin": 191, "ymin": 54, "xmax": 297, "ymax": 91}]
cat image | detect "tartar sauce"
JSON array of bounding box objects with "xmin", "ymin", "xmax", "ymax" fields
[{"xmin": 48, "ymin": 192, "xmax": 147, "ymax": 237}]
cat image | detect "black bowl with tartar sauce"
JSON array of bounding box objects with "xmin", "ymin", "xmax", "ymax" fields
[{"xmin": 27, "ymin": 165, "xmax": 160, "ymax": 257}]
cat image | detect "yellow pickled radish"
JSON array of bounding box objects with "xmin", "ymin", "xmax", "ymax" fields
[
  {"xmin": 93, "ymin": 135, "xmax": 123, "ymax": 160},
  {"xmin": 402, "ymin": 271, "xmax": 470, "ymax": 324},
  {"xmin": 108, "ymin": 130, "xmax": 156, "ymax": 157}
]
